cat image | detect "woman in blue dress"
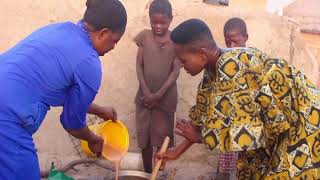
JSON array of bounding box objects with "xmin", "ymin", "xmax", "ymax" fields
[{"xmin": 0, "ymin": 0, "xmax": 127, "ymax": 179}]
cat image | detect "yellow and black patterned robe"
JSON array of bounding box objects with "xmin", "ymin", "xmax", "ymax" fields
[{"xmin": 189, "ymin": 48, "xmax": 320, "ymax": 179}]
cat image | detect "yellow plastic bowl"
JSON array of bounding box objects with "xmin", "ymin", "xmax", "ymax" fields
[{"xmin": 80, "ymin": 120, "xmax": 129, "ymax": 161}]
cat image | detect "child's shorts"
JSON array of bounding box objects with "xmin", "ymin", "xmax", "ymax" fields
[{"xmin": 136, "ymin": 104, "xmax": 175, "ymax": 149}]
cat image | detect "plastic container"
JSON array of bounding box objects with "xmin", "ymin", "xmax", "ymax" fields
[
  {"xmin": 80, "ymin": 120, "xmax": 129, "ymax": 161},
  {"xmin": 105, "ymin": 171, "xmax": 150, "ymax": 180},
  {"xmin": 119, "ymin": 152, "xmax": 144, "ymax": 171}
]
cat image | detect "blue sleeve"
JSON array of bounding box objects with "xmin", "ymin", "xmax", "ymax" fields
[{"xmin": 60, "ymin": 57, "xmax": 102, "ymax": 129}]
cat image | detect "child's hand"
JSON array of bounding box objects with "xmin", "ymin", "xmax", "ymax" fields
[
  {"xmin": 175, "ymin": 119, "xmax": 202, "ymax": 143},
  {"xmin": 142, "ymin": 93, "xmax": 161, "ymax": 109}
]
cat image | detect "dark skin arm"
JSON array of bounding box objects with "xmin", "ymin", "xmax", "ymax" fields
[
  {"xmin": 136, "ymin": 46, "xmax": 152, "ymax": 101},
  {"xmin": 143, "ymin": 58, "xmax": 181, "ymax": 108},
  {"xmin": 174, "ymin": 119, "xmax": 202, "ymax": 143},
  {"xmin": 66, "ymin": 103, "xmax": 118, "ymax": 157},
  {"xmin": 156, "ymin": 119, "xmax": 203, "ymax": 169},
  {"xmin": 88, "ymin": 103, "xmax": 117, "ymax": 122},
  {"xmin": 156, "ymin": 139, "xmax": 193, "ymax": 169},
  {"xmin": 67, "ymin": 126, "xmax": 104, "ymax": 157}
]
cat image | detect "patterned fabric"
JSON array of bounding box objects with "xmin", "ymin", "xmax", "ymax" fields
[
  {"xmin": 218, "ymin": 152, "xmax": 238, "ymax": 172},
  {"xmin": 189, "ymin": 48, "xmax": 320, "ymax": 179}
]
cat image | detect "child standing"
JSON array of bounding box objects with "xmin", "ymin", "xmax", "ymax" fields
[
  {"xmin": 134, "ymin": 0, "xmax": 180, "ymax": 173},
  {"xmin": 215, "ymin": 17, "xmax": 249, "ymax": 180}
]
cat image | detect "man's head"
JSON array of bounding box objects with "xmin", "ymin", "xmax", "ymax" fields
[
  {"xmin": 171, "ymin": 19, "xmax": 218, "ymax": 76},
  {"xmin": 223, "ymin": 17, "xmax": 248, "ymax": 48},
  {"xmin": 83, "ymin": 0, "xmax": 127, "ymax": 56},
  {"xmin": 149, "ymin": 0, "xmax": 173, "ymax": 37}
]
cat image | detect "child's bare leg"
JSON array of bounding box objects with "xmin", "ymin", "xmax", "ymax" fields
[{"xmin": 142, "ymin": 146, "xmax": 153, "ymax": 173}]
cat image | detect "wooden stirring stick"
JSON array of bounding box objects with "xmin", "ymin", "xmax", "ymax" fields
[{"xmin": 150, "ymin": 136, "xmax": 170, "ymax": 180}]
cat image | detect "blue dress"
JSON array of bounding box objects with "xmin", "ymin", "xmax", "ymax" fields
[{"xmin": 0, "ymin": 22, "xmax": 101, "ymax": 179}]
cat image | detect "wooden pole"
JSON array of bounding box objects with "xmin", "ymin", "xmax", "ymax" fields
[{"xmin": 150, "ymin": 136, "xmax": 170, "ymax": 180}]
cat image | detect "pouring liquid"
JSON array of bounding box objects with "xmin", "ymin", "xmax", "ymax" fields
[{"xmin": 102, "ymin": 143, "xmax": 124, "ymax": 180}]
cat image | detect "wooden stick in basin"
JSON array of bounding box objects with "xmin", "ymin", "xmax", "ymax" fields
[{"xmin": 150, "ymin": 136, "xmax": 170, "ymax": 180}]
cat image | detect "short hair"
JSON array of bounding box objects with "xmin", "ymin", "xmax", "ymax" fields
[
  {"xmin": 223, "ymin": 17, "xmax": 247, "ymax": 36},
  {"xmin": 170, "ymin": 19, "xmax": 217, "ymax": 50},
  {"xmin": 149, "ymin": 0, "xmax": 173, "ymax": 19},
  {"xmin": 83, "ymin": 0, "xmax": 127, "ymax": 33}
]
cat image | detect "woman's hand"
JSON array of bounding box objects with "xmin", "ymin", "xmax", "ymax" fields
[
  {"xmin": 97, "ymin": 106, "xmax": 118, "ymax": 122},
  {"xmin": 155, "ymin": 148, "xmax": 181, "ymax": 170},
  {"xmin": 88, "ymin": 135, "xmax": 104, "ymax": 157},
  {"xmin": 88, "ymin": 103, "xmax": 118, "ymax": 122},
  {"xmin": 155, "ymin": 138, "xmax": 194, "ymax": 170},
  {"xmin": 175, "ymin": 119, "xmax": 202, "ymax": 143},
  {"xmin": 67, "ymin": 126, "xmax": 104, "ymax": 157}
]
